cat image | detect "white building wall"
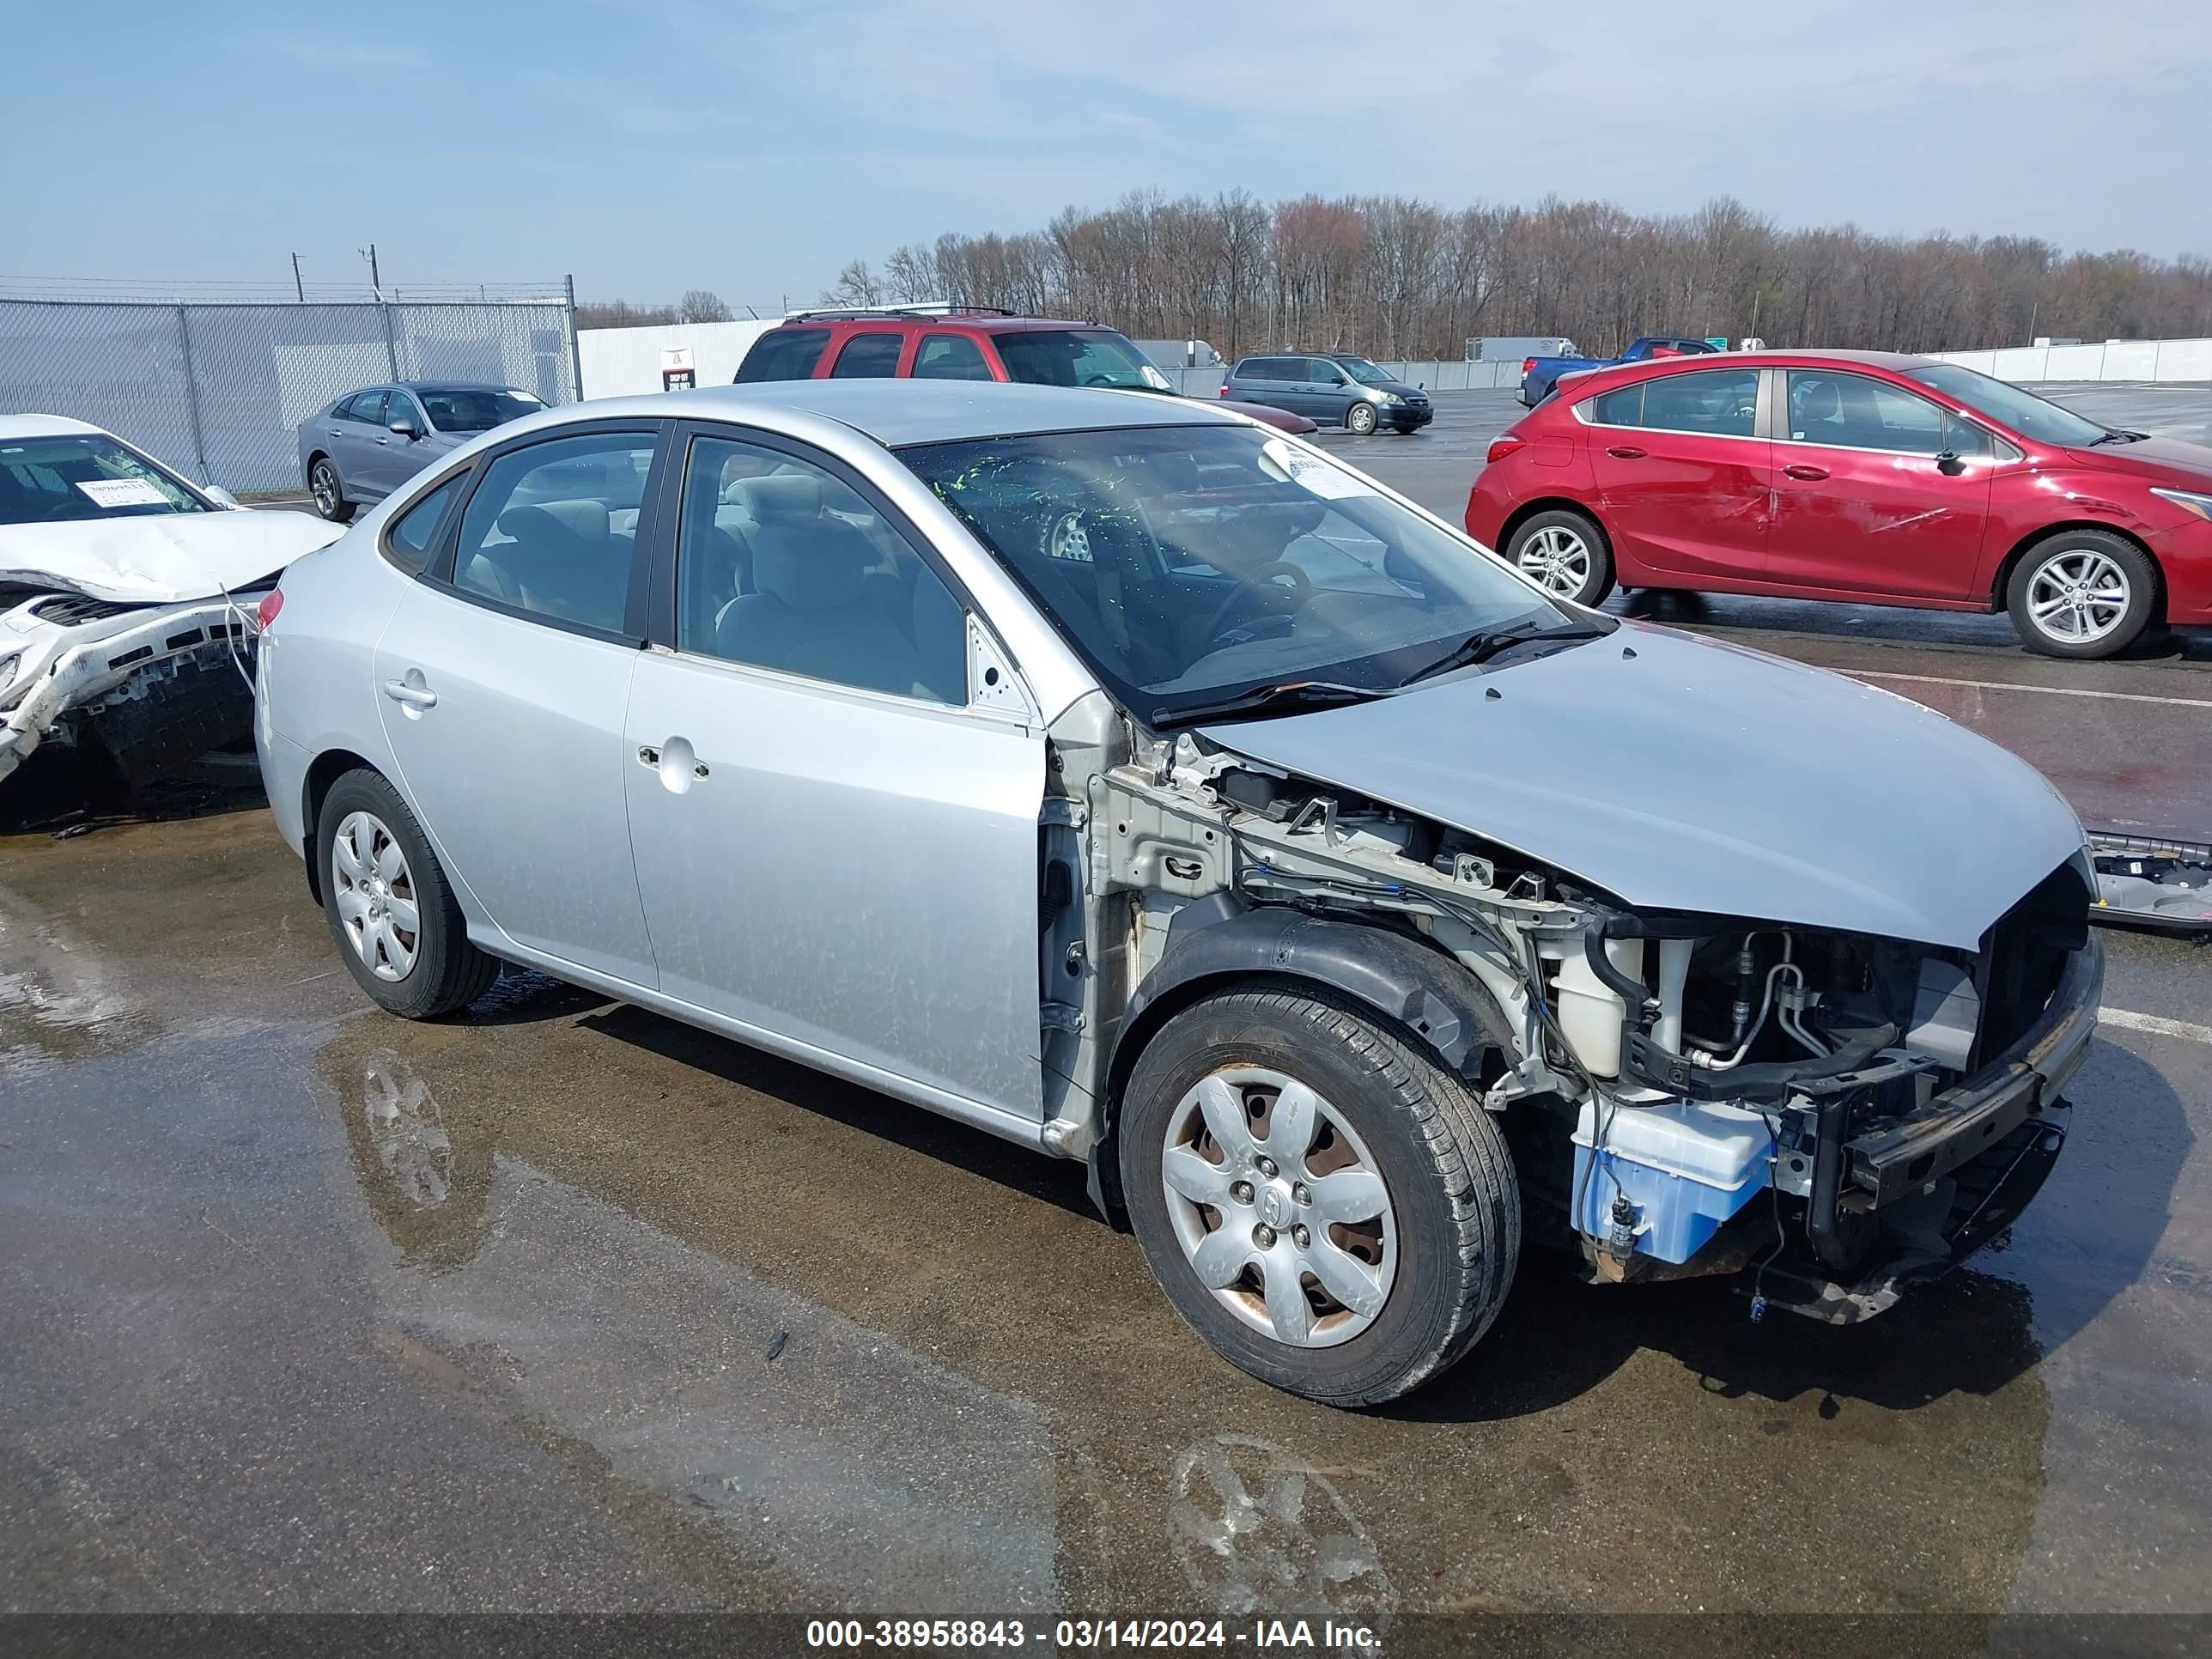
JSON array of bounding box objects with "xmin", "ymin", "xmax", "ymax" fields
[{"xmin": 576, "ymin": 318, "xmax": 781, "ymax": 398}]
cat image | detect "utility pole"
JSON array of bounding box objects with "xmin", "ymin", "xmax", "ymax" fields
[
  {"xmin": 360, "ymin": 242, "xmax": 382, "ymax": 301},
  {"xmin": 290, "ymin": 252, "xmax": 304, "ymax": 302}
]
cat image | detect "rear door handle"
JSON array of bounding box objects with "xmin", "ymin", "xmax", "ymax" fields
[
  {"xmin": 1783, "ymin": 463, "xmax": 1830, "ymax": 481},
  {"xmin": 381, "ymin": 678, "xmax": 436, "ymax": 708},
  {"xmin": 1605, "ymin": 445, "xmax": 1646, "ymax": 459}
]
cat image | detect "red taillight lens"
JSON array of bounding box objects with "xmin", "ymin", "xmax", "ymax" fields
[
  {"xmin": 1522, "ymin": 358, "xmax": 1536, "ymax": 374},
  {"xmin": 1486, "ymin": 436, "xmax": 1527, "ymax": 465},
  {"xmin": 255, "ymin": 588, "xmax": 283, "ymax": 631},
  {"xmin": 1218, "ymin": 384, "xmax": 1231, "ymax": 398}
]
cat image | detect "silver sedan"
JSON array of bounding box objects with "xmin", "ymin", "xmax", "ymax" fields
[{"xmin": 255, "ymin": 380, "xmax": 2100, "ymax": 1402}]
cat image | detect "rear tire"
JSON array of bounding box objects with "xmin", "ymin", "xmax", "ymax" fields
[
  {"xmin": 1346, "ymin": 403, "xmax": 1379, "ymax": 435},
  {"xmin": 1505, "ymin": 507, "xmax": 1616, "ymax": 607},
  {"xmin": 317, "ymin": 769, "xmax": 497, "ymax": 1019},
  {"xmin": 1120, "ymin": 987, "xmax": 1519, "ymax": 1406},
  {"xmin": 2006, "ymin": 529, "xmax": 2156, "ymax": 659},
  {"xmin": 309, "ymin": 456, "xmax": 355, "ymax": 523}
]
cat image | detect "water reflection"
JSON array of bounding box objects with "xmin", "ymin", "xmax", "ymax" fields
[
  {"xmin": 1170, "ymin": 1433, "xmax": 1394, "ymax": 1631},
  {"xmin": 0, "ymin": 885, "xmax": 157, "ymax": 1069}
]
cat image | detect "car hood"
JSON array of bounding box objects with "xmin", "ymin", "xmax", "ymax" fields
[
  {"xmin": 1202, "ymin": 621, "xmax": 2086, "ymax": 951},
  {"xmin": 2063, "ymin": 434, "xmax": 2212, "ymax": 489},
  {"xmin": 0, "ymin": 508, "xmax": 344, "ymax": 605}
]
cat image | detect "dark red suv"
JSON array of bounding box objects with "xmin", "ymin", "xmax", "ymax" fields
[{"xmin": 733, "ymin": 307, "xmax": 1317, "ymax": 434}]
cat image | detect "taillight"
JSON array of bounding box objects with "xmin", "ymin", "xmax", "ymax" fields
[
  {"xmin": 1522, "ymin": 358, "xmax": 1536, "ymax": 375},
  {"xmin": 1486, "ymin": 436, "xmax": 1527, "ymax": 465},
  {"xmin": 255, "ymin": 588, "xmax": 283, "ymax": 631},
  {"xmin": 1218, "ymin": 384, "xmax": 1231, "ymax": 398}
]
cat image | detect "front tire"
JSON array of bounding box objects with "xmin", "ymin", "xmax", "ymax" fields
[
  {"xmin": 2007, "ymin": 530, "xmax": 2156, "ymax": 659},
  {"xmin": 1345, "ymin": 402, "xmax": 1379, "ymax": 435},
  {"xmin": 1505, "ymin": 507, "xmax": 1616, "ymax": 607},
  {"xmin": 1120, "ymin": 988, "xmax": 1520, "ymax": 1406},
  {"xmin": 317, "ymin": 769, "xmax": 497, "ymax": 1019},
  {"xmin": 309, "ymin": 457, "xmax": 356, "ymax": 523}
]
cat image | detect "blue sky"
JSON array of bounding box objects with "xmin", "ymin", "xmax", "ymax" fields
[{"xmin": 7, "ymin": 0, "xmax": 2208, "ymax": 305}]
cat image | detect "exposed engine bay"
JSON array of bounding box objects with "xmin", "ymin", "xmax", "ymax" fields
[{"xmin": 1038, "ymin": 706, "xmax": 2102, "ymax": 1323}]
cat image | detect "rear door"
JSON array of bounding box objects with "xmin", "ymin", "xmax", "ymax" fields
[
  {"xmin": 623, "ymin": 422, "xmax": 1046, "ymax": 1121},
  {"xmin": 1583, "ymin": 365, "xmax": 1771, "ymax": 580},
  {"xmin": 1767, "ymin": 369, "xmax": 1996, "ymax": 600},
  {"xmin": 827, "ymin": 331, "xmax": 905, "ymax": 379},
  {"xmin": 374, "ymin": 421, "xmax": 668, "ymax": 986}
]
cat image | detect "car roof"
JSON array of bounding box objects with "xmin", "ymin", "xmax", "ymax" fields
[
  {"xmin": 0, "ymin": 412, "xmax": 105, "ymax": 441},
  {"xmin": 1559, "ymin": 347, "xmax": 1937, "ymax": 397},
  {"xmin": 774, "ymin": 313, "xmax": 1110, "ymax": 337},
  {"xmin": 568, "ymin": 380, "xmax": 1238, "ymax": 447},
  {"xmin": 395, "ymin": 380, "xmax": 525, "ymax": 391}
]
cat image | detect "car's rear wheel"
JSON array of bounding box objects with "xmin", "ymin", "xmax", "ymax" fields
[
  {"xmin": 1346, "ymin": 402, "xmax": 1379, "ymax": 435},
  {"xmin": 309, "ymin": 457, "xmax": 355, "ymax": 523},
  {"xmin": 1119, "ymin": 987, "xmax": 1519, "ymax": 1406},
  {"xmin": 318, "ymin": 769, "xmax": 497, "ymax": 1019},
  {"xmin": 1505, "ymin": 508, "xmax": 1615, "ymax": 607},
  {"xmin": 2007, "ymin": 530, "xmax": 2156, "ymax": 659}
]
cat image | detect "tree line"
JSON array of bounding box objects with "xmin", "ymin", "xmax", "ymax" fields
[
  {"xmin": 815, "ymin": 191, "xmax": 2212, "ymax": 361},
  {"xmin": 574, "ymin": 289, "xmax": 738, "ymax": 330}
]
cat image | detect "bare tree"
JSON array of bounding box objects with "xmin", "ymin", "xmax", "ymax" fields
[
  {"xmin": 820, "ymin": 259, "xmax": 884, "ymax": 308},
  {"xmin": 678, "ymin": 289, "xmax": 733, "ymax": 323}
]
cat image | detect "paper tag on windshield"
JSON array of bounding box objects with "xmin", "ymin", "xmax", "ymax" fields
[
  {"xmin": 1261, "ymin": 437, "xmax": 1374, "ymax": 501},
  {"xmin": 76, "ymin": 477, "xmax": 170, "ymax": 509}
]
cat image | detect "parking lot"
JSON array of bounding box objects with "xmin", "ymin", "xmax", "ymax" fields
[{"xmin": 2, "ymin": 380, "xmax": 2207, "ymax": 1644}]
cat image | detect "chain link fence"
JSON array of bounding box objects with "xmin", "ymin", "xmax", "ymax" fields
[{"xmin": 0, "ymin": 291, "xmax": 580, "ymax": 494}]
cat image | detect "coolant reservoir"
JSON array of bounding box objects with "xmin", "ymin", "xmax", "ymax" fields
[{"xmin": 1550, "ymin": 939, "xmax": 1644, "ymax": 1078}]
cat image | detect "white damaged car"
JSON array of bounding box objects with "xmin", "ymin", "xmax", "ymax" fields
[{"xmin": 0, "ymin": 415, "xmax": 343, "ymax": 793}]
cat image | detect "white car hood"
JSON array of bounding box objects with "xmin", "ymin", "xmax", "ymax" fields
[
  {"xmin": 0, "ymin": 508, "xmax": 344, "ymax": 605},
  {"xmin": 1204, "ymin": 621, "xmax": 2088, "ymax": 951}
]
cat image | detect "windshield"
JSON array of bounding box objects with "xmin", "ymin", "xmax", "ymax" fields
[
  {"xmin": 993, "ymin": 330, "xmax": 1171, "ymax": 392},
  {"xmin": 0, "ymin": 433, "xmax": 207, "ymax": 526},
  {"xmin": 417, "ymin": 386, "xmax": 545, "ymax": 433},
  {"xmin": 1903, "ymin": 364, "xmax": 2106, "ymax": 447},
  {"xmin": 1338, "ymin": 357, "xmax": 1395, "ymax": 386},
  {"xmin": 899, "ymin": 423, "xmax": 1565, "ymax": 724}
]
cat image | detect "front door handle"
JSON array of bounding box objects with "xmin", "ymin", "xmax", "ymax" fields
[
  {"xmin": 1605, "ymin": 445, "xmax": 1647, "ymax": 459},
  {"xmin": 381, "ymin": 678, "xmax": 437, "ymax": 708},
  {"xmin": 1783, "ymin": 463, "xmax": 1830, "ymax": 481}
]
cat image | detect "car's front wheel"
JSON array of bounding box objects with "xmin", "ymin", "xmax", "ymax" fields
[
  {"xmin": 1119, "ymin": 987, "xmax": 1519, "ymax": 1406},
  {"xmin": 1505, "ymin": 507, "xmax": 1616, "ymax": 607},
  {"xmin": 308, "ymin": 457, "xmax": 355, "ymax": 523},
  {"xmin": 318, "ymin": 769, "xmax": 497, "ymax": 1018},
  {"xmin": 2007, "ymin": 530, "xmax": 2157, "ymax": 659},
  {"xmin": 1345, "ymin": 402, "xmax": 1379, "ymax": 435}
]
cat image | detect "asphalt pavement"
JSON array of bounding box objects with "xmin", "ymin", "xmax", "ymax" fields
[{"xmin": 3, "ymin": 382, "xmax": 2209, "ymax": 1650}]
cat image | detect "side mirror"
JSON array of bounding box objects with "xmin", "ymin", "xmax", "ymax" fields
[
  {"xmin": 388, "ymin": 419, "xmax": 418, "ymax": 441},
  {"xmin": 204, "ymin": 485, "xmax": 240, "ymax": 508},
  {"xmin": 1935, "ymin": 450, "xmax": 1966, "ymax": 477}
]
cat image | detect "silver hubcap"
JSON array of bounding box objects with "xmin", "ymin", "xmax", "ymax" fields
[
  {"xmin": 332, "ymin": 811, "xmax": 419, "ymax": 981},
  {"xmin": 312, "ymin": 463, "xmax": 337, "ymax": 514},
  {"xmin": 2027, "ymin": 550, "xmax": 2130, "ymax": 643},
  {"xmin": 1518, "ymin": 525, "xmax": 1592, "ymax": 597},
  {"xmin": 1350, "ymin": 406, "xmax": 1376, "ymax": 433},
  {"xmin": 1161, "ymin": 1066, "xmax": 1397, "ymax": 1349}
]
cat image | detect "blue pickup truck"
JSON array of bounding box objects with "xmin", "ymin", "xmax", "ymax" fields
[{"xmin": 1518, "ymin": 335, "xmax": 1720, "ymax": 406}]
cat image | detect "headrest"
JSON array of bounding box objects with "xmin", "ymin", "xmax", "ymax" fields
[
  {"xmin": 724, "ymin": 472, "xmax": 822, "ymax": 520},
  {"xmin": 1797, "ymin": 381, "xmax": 1840, "ymax": 422},
  {"xmin": 496, "ymin": 498, "xmax": 609, "ymax": 547},
  {"xmin": 750, "ymin": 520, "xmax": 873, "ymax": 611}
]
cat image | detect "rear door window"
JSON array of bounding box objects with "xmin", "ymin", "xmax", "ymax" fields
[
  {"xmin": 384, "ymin": 474, "xmax": 464, "ymax": 574},
  {"xmin": 449, "ymin": 430, "xmax": 659, "ymax": 634},
  {"xmin": 913, "ymin": 333, "xmax": 993, "ymax": 381},
  {"xmin": 345, "ymin": 390, "xmax": 387, "ymax": 427},
  {"xmin": 829, "ymin": 332, "xmax": 905, "ymax": 379},
  {"xmin": 1626, "ymin": 368, "xmax": 1759, "ymax": 438},
  {"xmin": 735, "ymin": 328, "xmax": 832, "ymax": 383}
]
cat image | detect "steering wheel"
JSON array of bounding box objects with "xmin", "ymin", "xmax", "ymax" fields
[
  {"xmin": 1198, "ymin": 561, "xmax": 1314, "ymax": 648},
  {"xmin": 1080, "ymin": 374, "xmax": 1117, "ymax": 387}
]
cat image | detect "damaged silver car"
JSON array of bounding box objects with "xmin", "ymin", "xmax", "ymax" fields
[
  {"xmin": 1, "ymin": 416, "xmax": 343, "ymax": 794},
  {"xmin": 254, "ymin": 382, "xmax": 2102, "ymax": 1404}
]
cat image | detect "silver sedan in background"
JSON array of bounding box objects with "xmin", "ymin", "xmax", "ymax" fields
[
  {"xmin": 252, "ymin": 380, "xmax": 2098, "ymax": 1404},
  {"xmin": 297, "ymin": 381, "xmax": 544, "ymax": 522}
]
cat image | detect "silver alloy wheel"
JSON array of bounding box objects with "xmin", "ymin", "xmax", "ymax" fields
[
  {"xmin": 311, "ymin": 460, "xmax": 340, "ymax": 517},
  {"xmin": 1159, "ymin": 1066, "xmax": 1398, "ymax": 1349},
  {"xmin": 1347, "ymin": 404, "xmax": 1378, "ymax": 434},
  {"xmin": 331, "ymin": 810, "xmax": 420, "ymax": 981},
  {"xmin": 1517, "ymin": 525, "xmax": 1593, "ymax": 598},
  {"xmin": 2026, "ymin": 548, "xmax": 2130, "ymax": 644}
]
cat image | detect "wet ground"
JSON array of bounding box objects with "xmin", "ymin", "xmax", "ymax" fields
[{"xmin": 3, "ymin": 385, "xmax": 2209, "ymax": 1651}]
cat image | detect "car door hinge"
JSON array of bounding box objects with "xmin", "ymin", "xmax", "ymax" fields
[
  {"xmin": 1041, "ymin": 797, "xmax": 1087, "ymax": 830},
  {"xmin": 1041, "ymin": 1001, "xmax": 1085, "ymax": 1033}
]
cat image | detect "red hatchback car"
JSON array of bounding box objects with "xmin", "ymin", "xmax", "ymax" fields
[
  {"xmin": 734, "ymin": 306, "xmax": 1319, "ymax": 435},
  {"xmin": 1466, "ymin": 349, "xmax": 2212, "ymax": 658}
]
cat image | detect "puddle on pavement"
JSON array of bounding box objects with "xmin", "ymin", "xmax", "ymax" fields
[
  {"xmin": 0, "ymin": 884, "xmax": 161, "ymax": 1069},
  {"xmin": 314, "ymin": 1022, "xmax": 2087, "ymax": 1622}
]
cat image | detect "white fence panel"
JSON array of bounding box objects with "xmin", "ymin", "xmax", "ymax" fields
[
  {"xmin": 576, "ymin": 318, "xmax": 777, "ymax": 398},
  {"xmin": 1990, "ymin": 347, "xmax": 2050, "ymax": 381},
  {"xmin": 2154, "ymin": 338, "xmax": 2212, "ymax": 382},
  {"xmin": 2102, "ymin": 339, "xmax": 2160, "ymax": 380},
  {"xmin": 2043, "ymin": 343, "xmax": 2106, "ymax": 380}
]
